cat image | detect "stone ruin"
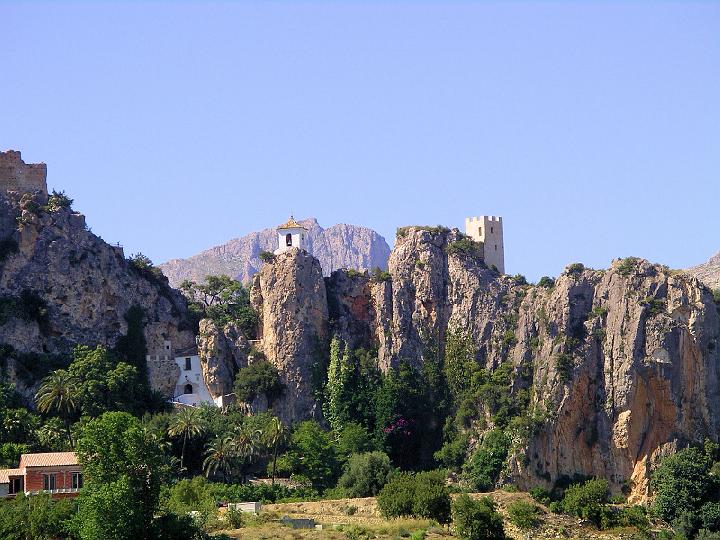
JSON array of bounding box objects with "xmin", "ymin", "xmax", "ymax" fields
[{"xmin": 0, "ymin": 150, "xmax": 48, "ymax": 195}]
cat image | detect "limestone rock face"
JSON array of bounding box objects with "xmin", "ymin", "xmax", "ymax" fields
[
  {"xmin": 159, "ymin": 218, "xmax": 390, "ymax": 287},
  {"xmin": 325, "ymin": 270, "xmax": 376, "ymax": 351},
  {"xmin": 0, "ymin": 189, "xmax": 196, "ymax": 400},
  {"xmin": 197, "ymin": 319, "xmax": 250, "ymax": 399},
  {"xmin": 333, "ymin": 228, "xmax": 720, "ymax": 501},
  {"xmin": 686, "ymin": 251, "xmax": 720, "ymax": 290},
  {"xmin": 250, "ymin": 248, "xmax": 328, "ymax": 423}
]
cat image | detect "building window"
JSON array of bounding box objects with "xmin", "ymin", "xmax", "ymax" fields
[
  {"xmin": 478, "ymin": 226, "xmax": 482, "ymax": 236},
  {"xmin": 495, "ymin": 244, "xmax": 497, "ymax": 251},
  {"xmin": 43, "ymin": 474, "xmax": 56, "ymax": 491},
  {"xmin": 185, "ymin": 357, "xmax": 192, "ymax": 371},
  {"xmin": 491, "ymin": 226, "xmax": 494, "ymax": 234},
  {"xmin": 285, "ymin": 233, "xmax": 292, "ymax": 247},
  {"xmin": 72, "ymin": 472, "xmax": 83, "ymax": 490},
  {"xmin": 184, "ymin": 384, "xmax": 193, "ymax": 394},
  {"xmin": 9, "ymin": 477, "xmax": 22, "ymax": 494}
]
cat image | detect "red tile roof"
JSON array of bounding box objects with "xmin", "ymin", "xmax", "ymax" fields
[
  {"xmin": 0, "ymin": 468, "xmax": 23, "ymax": 483},
  {"xmin": 18, "ymin": 452, "xmax": 78, "ymax": 468}
]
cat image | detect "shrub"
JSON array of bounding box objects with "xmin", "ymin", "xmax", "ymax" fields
[
  {"xmin": 452, "ymin": 493, "xmax": 507, "ymax": 540},
  {"xmin": 370, "ymin": 267, "xmax": 391, "ymax": 283},
  {"xmin": 566, "ymin": 263, "xmax": 585, "ymax": 276},
  {"xmin": 234, "ymin": 360, "xmax": 283, "ymax": 405},
  {"xmin": 641, "ymin": 297, "xmax": 666, "ymax": 317},
  {"xmin": 225, "ymin": 507, "xmax": 244, "ymax": 529},
  {"xmin": 529, "ymin": 487, "xmax": 551, "ymax": 505},
  {"xmin": 561, "ymin": 478, "xmax": 609, "ymax": 527},
  {"xmin": 377, "ymin": 470, "xmax": 451, "ymax": 524},
  {"xmin": 652, "ymin": 446, "xmax": 716, "ymax": 525},
  {"xmin": 616, "ymin": 505, "xmax": 650, "ymax": 531},
  {"xmin": 463, "ymin": 429, "xmax": 510, "ymax": 492},
  {"xmin": 259, "ymin": 251, "xmax": 275, "ymax": 263},
  {"xmin": 713, "ymin": 289, "xmax": 720, "ymax": 303},
  {"xmin": 555, "ymin": 353, "xmax": 574, "ymax": 383},
  {"xmin": 537, "ymin": 276, "xmax": 555, "ymax": 288},
  {"xmin": 512, "ymin": 274, "xmax": 528, "ymax": 286},
  {"xmin": 446, "ymin": 238, "xmax": 483, "ymax": 259},
  {"xmin": 377, "ymin": 472, "xmax": 415, "ymax": 518},
  {"xmin": 507, "ymin": 500, "xmax": 541, "ymax": 530},
  {"xmin": 337, "ymin": 451, "xmax": 393, "ymax": 498},
  {"xmin": 617, "ymin": 257, "xmax": 641, "ymax": 276},
  {"xmin": 44, "ymin": 190, "xmax": 74, "ymax": 212}
]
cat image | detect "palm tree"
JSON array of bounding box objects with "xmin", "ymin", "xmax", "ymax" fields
[
  {"xmin": 263, "ymin": 417, "xmax": 286, "ymax": 486},
  {"xmin": 35, "ymin": 370, "xmax": 78, "ymax": 447},
  {"xmin": 168, "ymin": 406, "xmax": 206, "ymax": 473},
  {"xmin": 203, "ymin": 436, "xmax": 235, "ymax": 483},
  {"xmin": 233, "ymin": 425, "xmax": 263, "ymax": 482}
]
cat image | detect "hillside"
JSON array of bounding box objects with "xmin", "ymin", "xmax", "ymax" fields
[
  {"xmin": 158, "ymin": 217, "xmax": 391, "ymax": 287},
  {"xmin": 686, "ymin": 251, "xmax": 720, "ymax": 290}
]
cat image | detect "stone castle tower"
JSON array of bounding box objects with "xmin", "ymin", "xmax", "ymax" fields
[
  {"xmin": 465, "ymin": 215, "xmax": 505, "ymax": 273},
  {"xmin": 0, "ymin": 150, "xmax": 47, "ymax": 195}
]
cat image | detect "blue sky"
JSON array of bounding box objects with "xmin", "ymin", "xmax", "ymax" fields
[{"xmin": 2, "ymin": 2, "xmax": 718, "ymax": 281}]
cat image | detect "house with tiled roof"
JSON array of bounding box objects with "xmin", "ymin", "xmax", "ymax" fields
[{"xmin": 0, "ymin": 452, "xmax": 82, "ymax": 499}]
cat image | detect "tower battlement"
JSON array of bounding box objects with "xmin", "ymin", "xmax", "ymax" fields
[
  {"xmin": 464, "ymin": 215, "xmax": 505, "ymax": 273},
  {"xmin": 0, "ymin": 150, "xmax": 48, "ymax": 196}
]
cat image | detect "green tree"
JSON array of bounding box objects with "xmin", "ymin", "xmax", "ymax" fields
[
  {"xmin": 203, "ymin": 436, "xmax": 236, "ymax": 483},
  {"xmin": 452, "ymin": 494, "xmax": 508, "ymax": 540},
  {"xmin": 168, "ymin": 407, "xmax": 206, "ymax": 473},
  {"xmin": 280, "ymin": 421, "xmax": 340, "ymax": 490},
  {"xmin": 234, "ymin": 360, "xmax": 283, "ymax": 406},
  {"xmin": 337, "ymin": 451, "xmax": 394, "ymax": 498},
  {"xmin": 75, "ymin": 412, "xmax": 168, "ymax": 539},
  {"xmin": 35, "ymin": 369, "xmax": 78, "ymax": 446},
  {"xmin": 561, "ymin": 478, "xmax": 610, "ymax": 527},
  {"xmin": 463, "ymin": 429, "xmax": 510, "ymax": 492},
  {"xmin": 324, "ymin": 337, "xmax": 351, "ymax": 432},
  {"xmin": 263, "ymin": 417, "xmax": 287, "ymax": 486},
  {"xmin": 179, "ymin": 275, "xmax": 258, "ymax": 338},
  {"xmin": 653, "ymin": 446, "xmax": 717, "ymax": 527},
  {"xmin": 0, "ymin": 492, "xmax": 77, "ymax": 540}
]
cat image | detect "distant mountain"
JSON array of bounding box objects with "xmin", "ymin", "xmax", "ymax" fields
[
  {"xmin": 686, "ymin": 251, "xmax": 720, "ymax": 290},
  {"xmin": 158, "ymin": 218, "xmax": 391, "ymax": 287}
]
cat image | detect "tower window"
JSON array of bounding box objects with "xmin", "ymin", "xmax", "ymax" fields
[
  {"xmin": 478, "ymin": 226, "xmax": 482, "ymax": 236},
  {"xmin": 491, "ymin": 226, "xmax": 494, "ymax": 234},
  {"xmin": 184, "ymin": 384, "xmax": 193, "ymax": 394},
  {"xmin": 185, "ymin": 357, "xmax": 192, "ymax": 371},
  {"xmin": 286, "ymin": 233, "xmax": 292, "ymax": 247},
  {"xmin": 495, "ymin": 244, "xmax": 497, "ymax": 251}
]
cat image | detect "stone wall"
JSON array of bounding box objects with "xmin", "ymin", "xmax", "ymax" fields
[{"xmin": 0, "ymin": 150, "xmax": 47, "ymax": 195}]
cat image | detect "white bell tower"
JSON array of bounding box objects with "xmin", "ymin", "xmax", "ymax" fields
[{"xmin": 274, "ymin": 216, "xmax": 308, "ymax": 255}]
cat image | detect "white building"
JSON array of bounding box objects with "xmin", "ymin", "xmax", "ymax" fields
[
  {"xmin": 274, "ymin": 216, "xmax": 307, "ymax": 255},
  {"xmin": 148, "ymin": 341, "xmax": 220, "ymax": 407},
  {"xmin": 464, "ymin": 215, "xmax": 505, "ymax": 274}
]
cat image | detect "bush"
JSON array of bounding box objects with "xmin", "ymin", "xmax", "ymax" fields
[
  {"xmin": 225, "ymin": 507, "xmax": 244, "ymax": 529},
  {"xmin": 463, "ymin": 429, "xmax": 510, "ymax": 492},
  {"xmin": 452, "ymin": 493, "xmax": 507, "ymax": 540},
  {"xmin": 566, "ymin": 263, "xmax": 585, "ymax": 276},
  {"xmin": 377, "ymin": 470, "xmax": 451, "ymax": 524},
  {"xmin": 234, "ymin": 360, "xmax": 283, "ymax": 405},
  {"xmin": 537, "ymin": 276, "xmax": 555, "ymax": 288},
  {"xmin": 44, "ymin": 190, "xmax": 74, "ymax": 212},
  {"xmin": 259, "ymin": 251, "xmax": 275, "ymax": 263},
  {"xmin": 337, "ymin": 451, "xmax": 393, "ymax": 498},
  {"xmin": 555, "ymin": 353, "xmax": 574, "ymax": 383},
  {"xmin": 446, "ymin": 238, "xmax": 483, "ymax": 259},
  {"xmin": 529, "ymin": 487, "xmax": 551, "ymax": 505},
  {"xmin": 0, "ymin": 493, "xmax": 77, "ymax": 540},
  {"xmin": 561, "ymin": 478, "xmax": 609, "ymax": 527},
  {"xmin": 370, "ymin": 267, "xmax": 391, "ymax": 283},
  {"xmin": 652, "ymin": 446, "xmax": 716, "ymax": 525},
  {"xmin": 507, "ymin": 500, "xmax": 541, "ymax": 529}
]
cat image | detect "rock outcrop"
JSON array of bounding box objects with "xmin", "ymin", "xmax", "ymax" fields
[
  {"xmin": 250, "ymin": 248, "xmax": 329, "ymax": 423},
  {"xmin": 327, "ymin": 228, "xmax": 720, "ymax": 501},
  {"xmin": 686, "ymin": 251, "xmax": 720, "ymax": 290},
  {"xmin": 159, "ymin": 218, "xmax": 391, "ymax": 287},
  {"xmin": 197, "ymin": 319, "xmax": 250, "ymax": 400},
  {"xmin": 0, "ymin": 153, "xmax": 196, "ymax": 400}
]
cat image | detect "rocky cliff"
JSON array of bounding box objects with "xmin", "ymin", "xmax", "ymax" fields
[
  {"xmin": 0, "ymin": 152, "xmax": 197, "ymax": 399},
  {"xmin": 158, "ymin": 218, "xmax": 391, "ymax": 287},
  {"xmin": 320, "ymin": 228, "xmax": 720, "ymax": 501},
  {"xmin": 250, "ymin": 248, "xmax": 329, "ymax": 423},
  {"xmin": 686, "ymin": 251, "xmax": 720, "ymax": 290}
]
